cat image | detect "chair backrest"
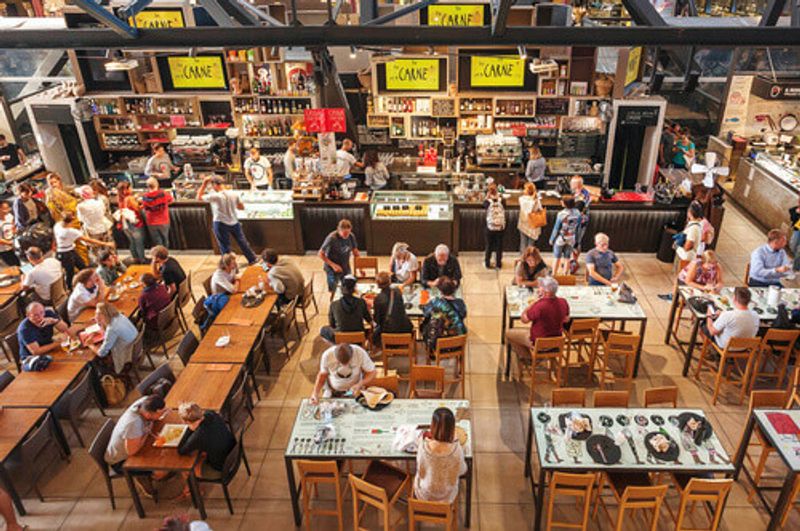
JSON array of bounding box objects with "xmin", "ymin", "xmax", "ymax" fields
[
  {"xmin": 220, "ymin": 428, "xmax": 246, "ymax": 484},
  {"xmin": 434, "ymin": 334, "xmax": 467, "ymax": 360},
  {"xmin": 136, "ymin": 363, "xmax": 176, "ymax": 396},
  {"xmin": 749, "ymin": 390, "xmax": 788, "ymax": 412},
  {"xmin": 554, "ymin": 274, "xmax": 577, "ymax": 286},
  {"xmin": 176, "ymin": 330, "xmax": 199, "ymax": 366},
  {"xmin": 225, "ymin": 373, "xmax": 250, "ymax": 434},
  {"xmin": 297, "ymin": 459, "xmax": 340, "ymax": 484},
  {"xmin": 191, "ymin": 295, "xmax": 208, "ymax": 327},
  {"xmin": 743, "ymin": 262, "xmax": 750, "ymax": 285},
  {"xmin": 349, "ymin": 474, "xmax": 389, "ymax": 511},
  {"xmin": 334, "ymin": 331, "xmax": 367, "ymax": 348},
  {"xmin": 48, "ymin": 275, "xmax": 68, "ymax": 306},
  {"xmin": 2, "ymin": 332, "xmax": 21, "ymax": 372},
  {"xmin": 618, "ymin": 484, "xmax": 668, "ymax": 531},
  {"xmin": 156, "ymin": 297, "xmax": 179, "ymax": 330},
  {"xmin": 354, "ymin": 256, "xmax": 378, "ymax": 279},
  {"xmin": 381, "ymin": 333, "xmax": 414, "ymax": 357},
  {"xmin": 604, "ymin": 333, "xmax": 640, "ymax": 353},
  {"xmin": 55, "ymin": 298, "xmax": 70, "ymax": 325},
  {"xmin": 0, "ymin": 370, "xmax": 14, "ymax": 392},
  {"xmin": 533, "ymin": 335, "xmax": 565, "ymax": 356},
  {"xmin": 592, "ymin": 390, "xmax": 629, "ymax": 408},
  {"xmin": 410, "ymin": 365, "xmax": 445, "ymax": 399},
  {"xmin": 22, "ymin": 411, "xmax": 60, "ymax": 466},
  {"xmin": 761, "ymin": 328, "xmax": 800, "ymax": 354},
  {"xmin": 551, "ymin": 387, "xmax": 586, "ymax": 407},
  {"xmin": 88, "ymin": 418, "xmax": 116, "ymax": 475},
  {"xmin": 547, "ymin": 471, "xmax": 595, "ymax": 530},
  {"xmin": 177, "ymin": 275, "xmax": 192, "ymax": 307},
  {"xmin": 409, "ymin": 497, "xmax": 454, "ymax": 528},
  {"xmin": 0, "ymin": 296, "xmax": 21, "ymax": 328},
  {"xmin": 130, "ymin": 326, "xmax": 145, "ymax": 367},
  {"xmin": 567, "ymin": 318, "xmax": 600, "ymax": 341},
  {"xmin": 202, "ymin": 274, "xmax": 213, "ymax": 297},
  {"xmin": 370, "ymin": 374, "xmax": 399, "ymax": 394},
  {"xmin": 677, "ymin": 479, "xmax": 733, "ymax": 531},
  {"xmin": 723, "ymin": 336, "xmax": 762, "ymax": 357},
  {"xmin": 643, "ymin": 386, "xmax": 678, "ymax": 408},
  {"xmin": 63, "ymin": 368, "xmax": 95, "ymax": 418},
  {"xmin": 301, "ymin": 280, "xmax": 314, "ymax": 309},
  {"xmin": 788, "ymin": 366, "xmax": 800, "ymax": 409}
]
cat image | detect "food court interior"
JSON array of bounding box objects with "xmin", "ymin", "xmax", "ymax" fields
[{"xmin": 1, "ymin": 1, "xmax": 800, "ymax": 530}]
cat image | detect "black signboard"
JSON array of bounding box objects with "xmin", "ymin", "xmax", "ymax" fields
[
  {"xmin": 752, "ymin": 75, "xmax": 800, "ymax": 100},
  {"xmin": 535, "ymin": 98, "xmax": 569, "ymax": 116},
  {"xmin": 617, "ymin": 105, "xmax": 660, "ymax": 126}
]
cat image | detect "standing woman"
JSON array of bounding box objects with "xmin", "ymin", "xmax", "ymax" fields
[
  {"xmin": 54, "ymin": 212, "xmax": 114, "ymax": 287},
  {"xmin": 414, "ymin": 407, "xmax": 467, "ymax": 503},
  {"xmin": 524, "ymin": 145, "xmax": 546, "ymax": 184},
  {"xmin": 483, "ymin": 183, "xmax": 506, "ymax": 270},
  {"xmin": 89, "ymin": 179, "xmax": 112, "ymax": 214},
  {"xmin": 390, "ymin": 242, "xmax": 419, "ymax": 288},
  {"xmin": 363, "ymin": 150, "xmax": 389, "ymax": 191},
  {"xmin": 517, "ymin": 182, "xmax": 543, "ymax": 253},
  {"xmin": 115, "ymin": 181, "xmax": 146, "ymax": 264},
  {"xmin": 673, "ymin": 129, "xmax": 696, "ymax": 169},
  {"xmin": 46, "ymin": 172, "xmax": 89, "ymax": 264}
]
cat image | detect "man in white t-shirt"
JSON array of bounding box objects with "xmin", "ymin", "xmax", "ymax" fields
[
  {"xmin": 53, "ymin": 212, "xmax": 113, "ymax": 288},
  {"xmin": 310, "ymin": 343, "xmax": 376, "ymax": 404},
  {"xmin": 703, "ymin": 286, "xmax": 760, "ymax": 349},
  {"xmin": 244, "ymin": 147, "xmax": 273, "ymax": 190},
  {"xmin": 196, "ymin": 176, "xmax": 256, "ymax": 264},
  {"xmin": 67, "ymin": 268, "xmax": 106, "ymax": 322},
  {"xmin": 22, "ymin": 246, "xmax": 63, "ymax": 301},
  {"xmin": 335, "ymin": 139, "xmax": 362, "ymax": 178}
]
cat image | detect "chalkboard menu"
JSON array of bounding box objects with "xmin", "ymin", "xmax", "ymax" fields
[
  {"xmin": 617, "ymin": 105, "xmax": 660, "ymax": 126},
  {"xmin": 557, "ymin": 133, "xmax": 602, "ymax": 158},
  {"xmin": 535, "ymin": 98, "xmax": 569, "ymax": 116}
]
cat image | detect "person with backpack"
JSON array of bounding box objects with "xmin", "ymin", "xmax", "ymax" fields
[
  {"xmin": 549, "ymin": 195, "xmax": 581, "ymax": 275},
  {"xmin": 570, "ymin": 176, "xmax": 591, "ymax": 270},
  {"xmin": 422, "ymin": 276, "xmax": 467, "ymax": 352},
  {"xmin": 483, "ymin": 183, "xmax": 506, "ymax": 270},
  {"xmin": 675, "ymin": 201, "xmax": 704, "ymax": 269}
]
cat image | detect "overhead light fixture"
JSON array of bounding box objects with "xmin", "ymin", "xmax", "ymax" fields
[
  {"xmin": 518, "ymin": 46, "xmax": 527, "ymax": 60},
  {"xmin": 349, "ymin": 46, "xmax": 357, "ymax": 59},
  {"xmin": 528, "ymin": 58, "xmax": 558, "ymax": 75},
  {"xmin": 104, "ymin": 50, "xmax": 138, "ymax": 71}
]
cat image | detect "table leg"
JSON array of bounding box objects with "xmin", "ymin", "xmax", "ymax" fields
[
  {"xmin": 0, "ymin": 464, "xmax": 25, "ymax": 516},
  {"xmin": 524, "ymin": 414, "xmax": 533, "ymax": 478},
  {"xmin": 188, "ymin": 472, "xmax": 206, "ymax": 520},
  {"xmin": 465, "ymin": 458, "xmax": 473, "ymax": 528},
  {"xmin": 533, "ymin": 468, "xmax": 546, "ymax": 531},
  {"xmin": 501, "ymin": 292, "xmax": 507, "ymax": 345},
  {"xmin": 125, "ymin": 471, "xmax": 145, "ymax": 518},
  {"xmin": 633, "ymin": 318, "xmax": 647, "ymax": 378},
  {"xmin": 768, "ymin": 472, "xmax": 797, "ymax": 531},
  {"xmin": 733, "ymin": 412, "xmax": 757, "ymax": 481},
  {"xmin": 681, "ymin": 317, "xmax": 701, "ymax": 377},
  {"xmin": 664, "ymin": 284, "xmax": 680, "ymax": 345},
  {"xmin": 285, "ymin": 456, "xmax": 302, "ymax": 526}
]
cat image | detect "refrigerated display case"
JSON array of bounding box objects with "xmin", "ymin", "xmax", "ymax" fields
[
  {"xmin": 370, "ymin": 191, "xmax": 453, "ymax": 221},
  {"xmin": 237, "ymin": 189, "xmax": 295, "ymax": 220}
]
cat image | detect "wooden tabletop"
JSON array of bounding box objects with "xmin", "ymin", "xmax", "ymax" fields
[
  {"xmin": 73, "ymin": 265, "xmax": 151, "ymax": 325},
  {"xmin": 0, "ymin": 407, "xmax": 48, "ymax": 462},
  {"xmin": 214, "ymin": 293, "xmax": 277, "ymax": 327},
  {"xmin": 0, "ymin": 361, "xmax": 87, "ymax": 408},
  {"xmin": 123, "ymin": 410, "xmax": 198, "ymax": 472},
  {"xmin": 192, "ymin": 325, "xmax": 260, "ymax": 365},
  {"xmin": 165, "ymin": 362, "xmax": 242, "ymax": 412},
  {"xmin": 239, "ymin": 265, "xmax": 268, "ymax": 291},
  {"xmin": 0, "ymin": 266, "xmax": 21, "ymax": 295}
]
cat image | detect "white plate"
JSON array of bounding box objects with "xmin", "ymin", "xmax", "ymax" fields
[
  {"xmin": 127, "ymin": 281, "xmax": 140, "ymax": 289},
  {"xmin": 155, "ymin": 424, "xmax": 188, "ymax": 448},
  {"xmin": 0, "ymin": 278, "xmax": 14, "ymax": 287},
  {"xmin": 83, "ymin": 323, "xmax": 102, "ymax": 335},
  {"xmin": 215, "ymin": 335, "xmax": 231, "ymax": 347},
  {"xmin": 107, "ymin": 293, "xmax": 121, "ymax": 302}
]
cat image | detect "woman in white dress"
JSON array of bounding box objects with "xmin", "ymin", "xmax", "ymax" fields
[{"xmin": 517, "ymin": 182, "xmax": 543, "ymax": 253}]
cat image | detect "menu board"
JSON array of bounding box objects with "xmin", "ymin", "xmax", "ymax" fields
[
  {"xmin": 422, "ymin": 4, "xmax": 488, "ymax": 26},
  {"xmin": 129, "ymin": 9, "xmax": 185, "ymax": 28},
  {"xmin": 470, "ymin": 56, "xmax": 525, "ymax": 88},
  {"xmin": 617, "ymin": 105, "xmax": 660, "ymax": 126},
  {"xmin": 377, "ymin": 58, "xmax": 446, "ymax": 93},
  {"xmin": 164, "ymin": 55, "xmax": 228, "ymax": 90},
  {"xmin": 535, "ymin": 97, "xmax": 570, "ymax": 116}
]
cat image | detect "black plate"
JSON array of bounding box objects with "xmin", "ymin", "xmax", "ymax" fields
[
  {"xmin": 644, "ymin": 431, "xmax": 680, "ymax": 461},
  {"xmin": 677, "ymin": 412, "xmax": 713, "ymax": 444},
  {"xmin": 558, "ymin": 413, "xmax": 593, "ymax": 440},
  {"xmin": 616, "ymin": 414, "xmax": 630, "ymax": 427},
  {"xmin": 537, "ymin": 412, "xmax": 551, "ymax": 424},
  {"xmin": 355, "ymin": 394, "xmax": 393, "ymax": 411},
  {"xmin": 634, "ymin": 415, "xmax": 649, "ymax": 427},
  {"xmin": 650, "ymin": 415, "xmax": 665, "ymax": 426},
  {"xmin": 599, "ymin": 415, "xmax": 613, "ymax": 427},
  {"xmin": 586, "ymin": 434, "xmax": 621, "ymax": 465}
]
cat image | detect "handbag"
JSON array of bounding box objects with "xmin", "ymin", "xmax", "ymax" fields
[
  {"xmin": 528, "ymin": 208, "xmax": 547, "ymax": 229},
  {"xmin": 100, "ymin": 374, "xmax": 127, "ymax": 406},
  {"xmin": 617, "ymin": 283, "xmax": 637, "ymax": 304}
]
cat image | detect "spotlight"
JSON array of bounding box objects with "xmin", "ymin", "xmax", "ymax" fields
[
  {"xmin": 349, "ymin": 46, "xmax": 357, "ymax": 59},
  {"xmin": 518, "ymin": 46, "xmax": 527, "ymax": 60}
]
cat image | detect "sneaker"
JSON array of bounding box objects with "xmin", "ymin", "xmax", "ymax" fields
[{"xmin": 657, "ymin": 293, "xmax": 673, "ymax": 301}]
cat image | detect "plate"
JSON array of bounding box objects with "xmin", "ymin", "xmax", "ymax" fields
[
  {"xmin": 0, "ymin": 278, "xmax": 15, "ymax": 287},
  {"xmin": 455, "ymin": 426, "xmax": 468, "ymax": 446},
  {"xmin": 215, "ymin": 335, "xmax": 231, "ymax": 347},
  {"xmin": 155, "ymin": 424, "xmax": 188, "ymax": 447},
  {"xmin": 107, "ymin": 293, "xmax": 121, "ymax": 302},
  {"xmin": 586, "ymin": 434, "xmax": 621, "ymax": 465},
  {"xmin": 644, "ymin": 431, "xmax": 680, "ymax": 462},
  {"xmin": 127, "ymin": 281, "xmax": 140, "ymax": 289}
]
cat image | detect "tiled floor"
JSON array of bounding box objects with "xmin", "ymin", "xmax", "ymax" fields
[{"xmin": 4, "ymin": 202, "xmax": 799, "ymax": 530}]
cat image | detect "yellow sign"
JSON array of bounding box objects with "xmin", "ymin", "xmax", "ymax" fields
[
  {"xmin": 470, "ymin": 56, "xmax": 525, "ymax": 88},
  {"xmin": 625, "ymin": 47, "xmax": 642, "ymax": 86},
  {"xmin": 129, "ymin": 10, "xmax": 185, "ymax": 28},
  {"xmin": 168, "ymin": 56, "xmax": 227, "ymax": 89},
  {"xmin": 427, "ymin": 4, "xmax": 485, "ymax": 26},
  {"xmin": 385, "ymin": 59, "xmax": 440, "ymax": 91}
]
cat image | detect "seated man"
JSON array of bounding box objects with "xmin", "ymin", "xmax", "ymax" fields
[
  {"xmin": 17, "ymin": 302, "xmax": 74, "ymax": 361},
  {"xmin": 310, "ymin": 343, "xmax": 376, "ymax": 404},
  {"xmin": 67, "ymin": 268, "xmax": 106, "ymax": 322},
  {"xmin": 96, "ymin": 249, "xmax": 127, "ymax": 285},
  {"xmin": 702, "ymin": 286, "xmax": 759, "ymax": 349},
  {"xmin": 21, "ymin": 246, "xmax": 63, "ymax": 302},
  {"xmin": 585, "ymin": 233, "xmax": 624, "ymax": 287},
  {"xmin": 421, "ymin": 244, "xmax": 462, "ymax": 288},
  {"xmin": 505, "ymin": 277, "xmax": 570, "ymax": 361},
  {"xmin": 748, "ymin": 229, "xmax": 792, "ymax": 287},
  {"xmin": 138, "ymin": 273, "xmax": 171, "ymax": 329},
  {"xmin": 262, "ymin": 248, "xmax": 305, "ymax": 306},
  {"xmin": 320, "ymin": 275, "xmax": 371, "ymax": 344},
  {"xmin": 151, "ymin": 245, "xmax": 186, "ymax": 297}
]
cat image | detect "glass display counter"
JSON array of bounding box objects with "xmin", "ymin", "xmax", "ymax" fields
[
  {"xmin": 237, "ymin": 189, "xmax": 295, "ymax": 220},
  {"xmin": 754, "ymin": 152, "xmax": 800, "ymax": 193},
  {"xmin": 370, "ymin": 191, "xmax": 453, "ymax": 221}
]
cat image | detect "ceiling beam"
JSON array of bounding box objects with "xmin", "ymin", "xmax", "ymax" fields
[
  {"xmin": 0, "ymin": 25, "xmax": 797, "ymax": 49},
  {"xmin": 620, "ymin": 0, "xmax": 668, "ymax": 26},
  {"xmin": 759, "ymin": 0, "xmax": 786, "ymax": 26},
  {"xmin": 491, "ymin": 0, "xmax": 514, "ymax": 37},
  {"xmin": 363, "ymin": 0, "xmax": 436, "ymax": 26}
]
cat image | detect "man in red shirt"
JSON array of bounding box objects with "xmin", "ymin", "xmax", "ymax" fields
[
  {"xmin": 506, "ymin": 276, "xmax": 570, "ymax": 363},
  {"xmin": 141, "ymin": 177, "xmax": 173, "ymax": 249}
]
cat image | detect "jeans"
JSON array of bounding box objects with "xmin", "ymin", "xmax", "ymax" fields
[
  {"xmin": 325, "ymin": 267, "xmax": 348, "ymax": 292},
  {"xmin": 748, "ymin": 278, "xmax": 783, "ymax": 288},
  {"xmin": 320, "ymin": 326, "xmax": 336, "ymax": 343},
  {"xmin": 148, "ymin": 224, "xmax": 170, "ymax": 248},
  {"xmin": 485, "ymin": 229, "xmax": 504, "ymax": 268},
  {"xmin": 213, "ymin": 221, "xmax": 256, "ymax": 264},
  {"xmin": 791, "ymin": 230, "xmax": 800, "ymax": 271},
  {"xmin": 125, "ymin": 226, "xmax": 146, "ymax": 263},
  {"xmin": 57, "ymin": 249, "xmax": 86, "ymax": 289},
  {"xmin": 519, "ymin": 232, "xmax": 537, "ymax": 254}
]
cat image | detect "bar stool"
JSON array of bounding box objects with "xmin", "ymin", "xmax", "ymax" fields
[
  {"xmin": 743, "ymin": 390, "xmax": 788, "ymax": 501},
  {"xmin": 381, "ymin": 333, "xmax": 415, "ymax": 379},
  {"xmin": 594, "ymin": 333, "xmax": 640, "ymax": 388},
  {"xmin": 750, "ymin": 328, "xmax": 800, "ymax": 391},
  {"xmin": 564, "ymin": 319, "xmax": 600, "ymax": 383},
  {"xmin": 349, "ymin": 460, "xmax": 410, "ymax": 531},
  {"xmin": 592, "ymin": 390, "xmax": 630, "ymax": 408},
  {"xmin": 788, "ymin": 366, "xmax": 800, "ymax": 408},
  {"xmin": 408, "ymin": 496, "xmax": 458, "ymax": 531},
  {"xmin": 694, "ymin": 335, "xmax": 762, "ymax": 405},
  {"xmin": 545, "ymin": 471, "xmax": 597, "ymax": 531},
  {"xmin": 518, "ymin": 336, "xmax": 565, "ymax": 404},
  {"xmin": 296, "ymin": 460, "xmax": 346, "ymax": 531},
  {"xmin": 643, "ymin": 386, "xmax": 679, "ymax": 407},
  {"xmin": 780, "ymin": 475, "xmax": 800, "ymax": 527},
  {"xmin": 666, "ymin": 477, "xmax": 732, "ymax": 531},
  {"xmin": 551, "ymin": 388, "xmax": 586, "ymax": 407},
  {"xmin": 595, "ymin": 474, "xmax": 666, "ymax": 531},
  {"xmin": 409, "ymin": 365, "xmax": 445, "ymax": 399},
  {"xmin": 433, "ymin": 335, "xmax": 467, "ymax": 398}
]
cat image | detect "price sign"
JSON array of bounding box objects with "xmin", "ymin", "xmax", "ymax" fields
[
  {"xmin": 385, "ymin": 59, "xmax": 440, "ymax": 91},
  {"xmin": 426, "ymin": 4, "xmax": 485, "ymax": 26},
  {"xmin": 470, "ymin": 56, "xmax": 525, "ymax": 88},
  {"xmin": 304, "ymin": 108, "xmax": 346, "ymax": 133},
  {"xmin": 511, "ymin": 123, "xmax": 528, "ymax": 137},
  {"xmin": 167, "ymin": 56, "xmax": 226, "ymax": 89},
  {"xmin": 129, "ymin": 9, "xmax": 185, "ymax": 28},
  {"xmin": 304, "ymin": 109, "xmax": 325, "ymax": 133}
]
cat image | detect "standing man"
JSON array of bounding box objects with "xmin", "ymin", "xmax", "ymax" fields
[
  {"xmin": 283, "ymin": 139, "xmax": 297, "ymax": 186},
  {"xmin": 585, "ymin": 233, "xmax": 624, "ymax": 287},
  {"xmin": 318, "ymin": 218, "xmax": 360, "ymax": 293},
  {"xmin": 144, "ymin": 144, "xmax": 177, "ymax": 180},
  {"xmin": 0, "ymin": 134, "xmax": 25, "ymax": 171},
  {"xmin": 197, "ymin": 176, "xmax": 256, "ymax": 265},
  {"xmin": 748, "ymin": 229, "xmax": 793, "ymax": 287},
  {"xmin": 141, "ymin": 177, "xmax": 173, "ymax": 248},
  {"xmin": 244, "ymin": 147, "xmax": 273, "ymax": 190},
  {"xmin": 335, "ymin": 139, "xmax": 363, "ymax": 178}
]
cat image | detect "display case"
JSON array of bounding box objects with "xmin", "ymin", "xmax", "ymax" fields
[
  {"xmin": 754, "ymin": 152, "xmax": 800, "ymax": 193},
  {"xmin": 237, "ymin": 189, "xmax": 295, "ymax": 220},
  {"xmin": 370, "ymin": 191, "xmax": 453, "ymax": 221}
]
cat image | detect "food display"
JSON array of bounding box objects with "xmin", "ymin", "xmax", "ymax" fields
[
  {"xmin": 374, "ymin": 203, "xmax": 429, "ymax": 218},
  {"xmin": 155, "ymin": 424, "xmax": 189, "ymax": 448},
  {"xmin": 754, "ymin": 152, "xmax": 800, "ymax": 192},
  {"xmin": 236, "ymin": 189, "xmax": 294, "ymax": 220},
  {"xmin": 370, "ymin": 191, "xmax": 453, "ymax": 221}
]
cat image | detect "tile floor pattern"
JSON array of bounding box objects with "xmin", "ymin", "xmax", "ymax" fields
[{"xmin": 3, "ymin": 202, "xmax": 798, "ymax": 530}]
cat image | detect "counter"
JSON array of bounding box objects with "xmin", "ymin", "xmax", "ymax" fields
[{"xmin": 731, "ymin": 154, "xmax": 799, "ymax": 231}]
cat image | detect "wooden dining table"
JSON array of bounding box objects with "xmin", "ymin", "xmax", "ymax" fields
[
  {"xmin": 0, "ymin": 407, "xmax": 48, "ymax": 516},
  {"xmin": 0, "ymin": 360, "xmax": 87, "ymax": 408},
  {"xmin": 164, "ymin": 362, "xmax": 242, "ymax": 412},
  {"xmin": 214, "ymin": 292, "xmax": 277, "ymax": 327},
  {"xmin": 0, "ymin": 266, "xmax": 22, "ymax": 306},
  {"xmin": 191, "ymin": 325, "xmax": 260, "ymax": 365},
  {"xmin": 72, "ymin": 264, "xmax": 151, "ymax": 325}
]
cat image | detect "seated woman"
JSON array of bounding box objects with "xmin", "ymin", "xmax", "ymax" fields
[
  {"xmin": 320, "ymin": 275, "xmax": 372, "ymax": 344},
  {"xmin": 211, "ymin": 253, "xmax": 240, "ymax": 295},
  {"xmin": 414, "ymin": 407, "xmax": 467, "ymax": 503},
  {"xmin": 514, "ymin": 246, "xmax": 549, "ymax": 288},
  {"xmin": 678, "ymin": 250, "xmax": 723, "ymax": 292},
  {"xmin": 88, "ymin": 302, "xmax": 138, "ymax": 374},
  {"xmin": 422, "ymin": 276, "xmax": 467, "ymax": 351},
  {"xmin": 372, "ymin": 271, "xmax": 413, "ymax": 346},
  {"xmin": 66, "ymin": 268, "xmax": 106, "ymax": 323},
  {"xmin": 390, "ymin": 242, "xmax": 419, "ymax": 288}
]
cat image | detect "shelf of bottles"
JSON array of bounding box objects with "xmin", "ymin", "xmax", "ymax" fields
[
  {"xmin": 458, "ymin": 98, "xmax": 493, "ymax": 114},
  {"xmin": 493, "ymin": 98, "xmax": 536, "ymax": 118},
  {"xmin": 94, "ymin": 115, "xmax": 137, "ymax": 133},
  {"xmin": 390, "ymin": 116, "xmax": 407, "ymax": 139},
  {"xmin": 409, "ymin": 117, "xmax": 456, "ymax": 140},
  {"xmin": 122, "ymin": 97, "xmax": 196, "ymax": 116},
  {"xmin": 242, "ymin": 116, "xmax": 297, "ymax": 138},
  {"xmin": 100, "ymin": 133, "xmax": 145, "ymax": 151},
  {"xmin": 375, "ymin": 96, "xmax": 432, "ymax": 115},
  {"xmin": 233, "ymin": 96, "xmax": 312, "ymax": 116}
]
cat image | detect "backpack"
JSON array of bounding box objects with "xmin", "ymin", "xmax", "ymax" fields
[
  {"xmin": 201, "ymin": 292, "xmax": 230, "ymax": 331},
  {"xmin": 486, "ymin": 198, "xmax": 506, "ymax": 231}
]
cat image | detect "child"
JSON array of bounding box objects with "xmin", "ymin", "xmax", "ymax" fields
[{"xmin": 549, "ymin": 196, "xmax": 581, "ymax": 275}]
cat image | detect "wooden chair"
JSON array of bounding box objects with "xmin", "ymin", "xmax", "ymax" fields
[
  {"xmin": 88, "ymin": 419, "xmax": 124, "ymax": 509},
  {"xmin": 518, "ymin": 336, "xmax": 565, "ymax": 405},
  {"xmin": 53, "ymin": 368, "xmax": 105, "ymax": 447},
  {"xmin": 551, "ymin": 388, "xmax": 586, "ymax": 407},
  {"xmin": 750, "ymin": 328, "xmax": 800, "ymax": 391},
  {"xmin": 743, "ymin": 262, "xmax": 750, "ymax": 285},
  {"xmin": 744, "ymin": 390, "xmax": 789, "ymax": 501},
  {"xmin": 175, "ymin": 275, "xmax": 193, "ymax": 332},
  {"xmin": 408, "ymin": 496, "xmax": 458, "ymax": 531},
  {"xmin": 175, "ymin": 330, "xmax": 199, "ymax": 366},
  {"xmin": 780, "ymin": 475, "xmax": 800, "ymax": 527},
  {"xmin": 264, "ymin": 296, "xmax": 302, "ymax": 357},
  {"xmin": 202, "ymin": 274, "xmax": 213, "ymax": 297},
  {"xmin": 0, "ymin": 297, "xmax": 21, "ymax": 358},
  {"xmin": 144, "ymin": 297, "xmax": 182, "ymax": 359},
  {"xmin": 370, "ymin": 374, "xmax": 399, "ymax": 395},
  {"xmin": 349, "ymin": 461, "xmax": 410, "ymax": 531},
  {"xmin": 196, "ymin": 428, "xmax": 251, "ymax": 515},
  {"xmin": 594, "ymin": 333, "xmax": 640, "ymax": 388},
  {"xmin": 381, "ymin": 333, "xmax": 414, "ymax": 379},
  {"xmin": 296, "ymin": 460, "xmax": 346, "ymax": 531},
  {"xmin": 668, "ymin": 477, "xmax": 732, "ymax": 531},
  {"xmin": 564, "ymin": 319, "xmax": 600, "ymax": 383},
  {"xmin": 643, "ymin": 386, "xmax": 679, "ymax": 408},
  {"xmin": 695, "ymin": 335, "xmax": 762, "ymax": 405},
  {"xmin": 409, "ymin": 365, "xmax": 445, "ymax": 399},
  {"xmin": 1, "ymin": 331, "xmax": 21, "ymax": 373},
  {"xmin": 334, "ymin": 330, "xmax": 369, "ymax": 351},
  {"xmin": 354, "ymin": 256, "xmax": 379, "ymax": 280},
  {"xmin": 788, "ymin": 366, "xmax": 800, "ymax": 409},
  {"xmin": 298, "ymin": 279, "xmax": 319, "ymax": 331},
  {"xmin": 592, "ymin": 390, "xmax": 630, "ymax": 408},
  {"xmin": 46, "ymin": 275, "xmax": 68, "ymax": 307},
  {"xmin": 554, "ymin": 274, "xmax": 577, "ymax": 286},
  {"xmin": 596, "ymin": 477, "xmax": 667, "ymax": 531},
  {"xmin": 0, "ymin": 370, "xmax": 13, "ymax": 393},
  {"xmin": 546, "ymin": 471, "xmax": 596, "ymax": 531},
  {"xmin": 433, "ymin": 335, "xmax": 467, "ymax": 398}
]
